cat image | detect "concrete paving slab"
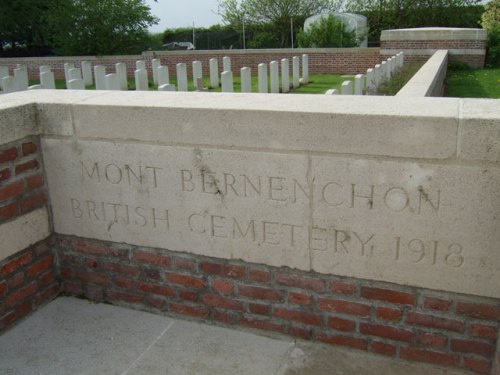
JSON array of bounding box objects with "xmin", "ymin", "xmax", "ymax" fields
[{"xmin": 0, "ymin": 297, "xmax": 473, "ymax": 375}]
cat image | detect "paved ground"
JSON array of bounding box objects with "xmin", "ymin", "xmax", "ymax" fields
[{"xmin": 0, "ymin": 297, "xmax": 472, "ymax": 375}]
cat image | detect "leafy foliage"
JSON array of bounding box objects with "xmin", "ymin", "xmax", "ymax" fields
[
  {"xmin": 482, "ymin": 0, "xmax": 500, "ymax": 67},
  {"xmin": 297, "ymin": 14, "xmax": 359, "ymax": 47}
]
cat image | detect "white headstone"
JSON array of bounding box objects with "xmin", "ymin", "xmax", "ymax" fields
[
  {"xmin": 39, "ymin": 65, "xmax": 51, "ymax": 74},
  {"xmin": 67, "ymin": 79, "xmax": 85, "ymax": 90},
  {"xmin": 381, "ymin": 61, "xmax": 388, "ymax": 82},
  {"xmin": 14, "ymin": 65, "xmax": 28, "ymax": 91},
  {"xmin": 94, "ymin": 66, "xmax": 106, "ymax": 90},
  {"xmin": 157, "ymin": 66, "xmax": 169, "ymax": 87},
  {"xmin": 105, "ymin": 73, "xmax": 120, "ymax": 91},
  {"xmin": 258, "ymin": 63, "xmax": 268, "ymax": 94},
  {"xmin": 158, "ymin": 84, "xmax": 176, "ymax": 91},
  {"xmin": 354, "ymin": 74, "xmax": 364, "ymax": 95},
  {"xmin": 192, "ymin": 61, "xmax": 202, "ymax": 87},
  {"xmin": 221, "ymin": 71, "xmax": 233, "ymax": 93},
  {"xmin": 374, "ymin": 64, "xmax": 381, "ymax": 87},
  {"xmin": 0, "ymin": 66, "xmax": 9, "ymax": 90},
  {"xmin": 195, "ymin": 77, "xmax": 205, "ymax": 91},
  {"xmin": 269, "ymin": 61, "xmax": 279, "ymax": 94},
  {"xmin": 64, "ymin": 63, "xmax": 75, "ymax": 84},
  {"xmin": 2, "ymin": 76, "xmax": 17, "ymax": 93},
  {"xmin": 223, "ymin": 56, "xmax": 231, "ymax": 73},
  {"xmin": 281, "ymin": 59, "xmax": 290, "ymax": 93},
  {"xmin": 68, "ymin": 68, "xmax": 82, "ymax": 81},
  {"xmin": 81, "ymin": 61, "xmax": 93, "ymax": 86},
  {"xmin": 40, "ymin": 71, "xmax": 56, "ymax": 90},
  {"xmin": 341, "ymin": 80, "xmax": 353, "ymax": 95},
  {"xmin": 115, "ymin": 63, "xmax": 128, "ymax": 90},
  {"xmin": 209, "ymin": 58, "xmax": 219, "ymax": 89},
  {"xmin": 302, "ymin": 54, "xmax": 309, "ymax": 85},
  {"xmin": 400, "ymin": 52, "xmax": 405, "ymax": 66},
  {"xmin": 28, "ymin": 84, "xmax": 43, "ymax": 90},
  {"xmin": 240, "ymin": 67, "xmax": 251, "ymax": 93},
  {"xmin": 176, "ymin": 63, "xmax": 188, "ymax": 92},
  {"xmin": 387, "ymin": 58, "xmax": 394, "ymax": 77},
  {"xmin": 135, "ymin": 69, "xmax": 149, "ymax": 91},
  {"xmin": 151, "ymin": 59, "xmax": 160, "ymax": 86},
  {"xmin": 292, "ymin": 56, "xmax": 300, "ymax": 89},
  {"xmin": 325, "ymin": 89, "xmax": 339, "ymax": 95},
  {"xmin": 366, "ymin": 68, "xmax": 375, "ymax": 94},
  {"xmin": 136, "ymin": 60, "xmax": 146, "ymax": 70}
]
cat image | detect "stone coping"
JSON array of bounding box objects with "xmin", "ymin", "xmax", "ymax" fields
[{"xmin": 381, "ymin": 27, "xmax": 487, "ymax": 41}]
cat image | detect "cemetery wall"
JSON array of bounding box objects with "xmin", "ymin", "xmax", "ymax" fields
[
  {"xmin": 0, "ymin": 91, "xmax": 499, "ymax": 373},
  {"xmin": 0, "ymin": 113, "xmax": 58, "ymax": 331},
  {"xmin": 381, "ymin": 28, "xmax": 487, "ymax": 68}
]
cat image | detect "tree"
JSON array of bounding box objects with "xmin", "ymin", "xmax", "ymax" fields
[
  {"xmin": 482, "ymin": 0, "xmax": 500, "ymax": 67},
  {"xmin": 298, "ymin": 14, "xmax": 359, "ymax": 47},
  {"xmin": 46, "ymin": 0, "xmax": 159, "ymax": 55},
  {"xmin": 218, "ymin": 0, "xmax": 343, "ymax": 47}
]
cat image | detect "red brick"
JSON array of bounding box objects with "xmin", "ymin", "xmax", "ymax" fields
[
  {"xmin": 103, "ymin": 262, "xmax": 139, "ymax": 277},
  {"xmin": 37, "ymin": 283, "xmax": 59, "ymax": 304},
  {"xmin": 40, "ymin": 271, "xmax": 56, "ymax": 285},
  {"xmin": 22, "ymin": 142, "xmax": 37, "ymax": 156},
  {"xmin": 63, "ymin": 280, "xmax": 83, "ymax": 295},
  {"xmin": 456, "ymin": 301, "xmax": 500, "ymax": 321},
  {"xmin": 328, "ymin": 317, "xmax": 356, "ymax": 332},
  {"xmin": 331, "ymin": 281, "xmax": 355, "ymax": 295},
  {"xmin": 20, "ymin": 191, "xmax": 46, "ymax": 212},
  {"xmin": 463, "ymin": 357, "xmax": 492, "ymax": 374},
  {"xmin": 317, "ymin": 298, "xmax": 370, "ymax": 317},
  {"xmin": 360, "ymin": 322, "xmax": 412, "ymax": 342},
  {"xmin": 170, "ymin": 302, "xmax": 209, "ymax": 318},
  {"xmin": 289, "ymin": 291, "xmax": 313, "ymax": 306},
  {"xmin": 289, "ymin": 326, "xmax": 312, "ymax": 340},
  {"xmin": 239, "ymin": 316, "xmax": 285, "ymax": 333},
  {"xmin": 202, "ymin": 294, "xmax": 244, "ymax": 311},
  {"xmin": 146, "ymin": 296, "xmax": 166, "ymax": 310},
  {"xmin": 115, "ymin": 276, "xmax": 133, "ymax": 289},
  {"xmin": 469, "ymin": 323, "xmax": 498, "ymax": 340},
  {"xmin": 212, "ymin": 279, "xmax": 233, "ymax": 295},
  {"xmin": 0, "ymin": 281, "xmax": 6, "ymax": 297},
  {"xmin": 316, "ymin": 332, "xmax": 367, "ymax": 350},
  {"xmin": 77, "ymin": 271, "xmax": 112, "ymax": 286},
  {"xmin": 450, "ymin": 338, "xmax": 495, "ymax": 357},
  {"xmin": 406, "ymin": 312, "xmax": 465, "ymax": 333},
  {"xmin": 84, "ymin": 258, "xmax": 98, "ymax": 268},
  {"xmin": 0, "ymin": 168, "xmax": 11, "ymax": 182},
  {"xmin": 15, "ymin": 301, "xmax": 32, "ymax": 319},
  {"xmin": 0, "ymin": 180, "xmax": 25, "ymax": 201},
  {"xmin": 376, "ymin": 306, "xmax": 401, "ymax": 321},
  {"xmin": 248, "ymin": 303, "xmax": 269, "ymax": 315},
  {"xmin": 0, "ymin": 311, "xmax": 16, "ymax": 331},
  {"xmin": 249, "ymin": 268, "xmax": 270, "ymax": 283},
  {"xmin": 360, "ymin": 286, "xmax": 416, "ymax": 305},
  {"xmin": 200, "ymin": 262, "xmax": 245, "ymax": 279},
  {"xmin": 15, "ymin": 159, "xmax": 39, "ymax": 175},
  {"xmin": 26, "ymin": 255, "xmax": 53, "ymax": 278},
  {"xmin": 72, "ymin": 240, "xmax": 108, "ymax": 256},
  {"xmin": 141, "ymin": 268, "xmax": 161, "ymax": 280},
  {"xmin": 136, "ymin": 281, "xmax": 175, "ymax": 297},
  {"xmin": 370, "ymin": 341, "xmax": 397, "ymax": 356},
  {"xmin": 174, "ymin": 257, "xmax": 196, "ymax": 271},
  {"xmin": 214, "ymin": 310, "xmax": 236, "ymax": 324},
  {"xmin": 0, "ymin": 147, "xmax": 18, "ymax": 163},
  {"xmin": 417, "ymin": 332, "xmax": 446, "ymax": 348},
  {"xmin": 84, "ymin": 284, "xmax": 104, "ymax": 301},
  {"xmin": 6, "ymin": 281, "xmax": 38, "ymax": 308},
  {"xmin": 7, "ymin": 272, "xmax": 24, "ymax": 289},
  {"xmin": 0, "ymin": 202, "xmax": 18, "ymax": 221},
  {"xmin": 0, "ymin": 251, "xmax": 32, "ymax": 275},
  {"xmin": 274, "ymin": 307, "xmax": 322, "ymax": 326},
  {"xmin": 166, "ymin": 272, "xmax": 206, "ymax": 289},
  {"xmin": 423, "ymin": 297, "xmax": 452, "ymax": 312},
  {"xmin": 107, "ymin": 290, "xmax": 143, "ymax": 304},
  {"xmin": 109, "ymin": 247, "xmax": 129, "ymax": 259},
  {"xmin": 178, "ymin": 289, "xmax": 197, "ymax": 302},
  {"xmin": 400, "ymin": 347, "xmax": 459, "ymax": 367},
  {"xmin": 133, "ymin": 250, "xmax": 171, "ymax": 267},
  {"xmin": 275, "ymin": 273, "xmax": 325, "ymax": 292},
  {"xmin": 238, "ymin": 285, "xmax": 284, "ymax": 301},
  {"xmin": 34, "ymin": 242, "xmax": 50, "ymax": 257}
]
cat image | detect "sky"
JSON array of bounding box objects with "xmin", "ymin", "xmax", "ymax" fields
[{"xmin": 145, "ymin": 0, "xmax": 224, "ymax": 33}]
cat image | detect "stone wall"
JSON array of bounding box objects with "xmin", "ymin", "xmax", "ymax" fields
[
  {"xmin": 381, "ymin": 27, "xmax": 487, "ymax": 68},
  {"xmin": 0, "ymin": 90, "xmax": 499, "ymax": 374}
]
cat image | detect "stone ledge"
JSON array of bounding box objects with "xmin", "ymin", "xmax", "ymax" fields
[{"xmin": 381, "ymin": 28, "xmax": 487, "ymax": 42}]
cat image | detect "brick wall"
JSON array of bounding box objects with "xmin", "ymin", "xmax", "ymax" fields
[
  {"xmin": 0, "ymin": 48, "xmax": 382, "ymax": 80},
  {"xmin": 0, "ymin": 137, "xmax": 59, "ymax": 332},
  {"xmin": 56, "ymin": 235, "xmax": 500, "ymax": 375},
  {"xmin": 0, "ymin": 137, "xmax": 47, "ymax": 224}
]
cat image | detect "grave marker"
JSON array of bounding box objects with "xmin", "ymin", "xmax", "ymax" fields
[
  {"xmin": 67, "ymin": 79, "xmax": 85, "ymax": 90},
  {"xmin": 221, "ymin": 71, "xmax": 233, "ymax": 92},
  {"xmin": 258, "ymin": 63, "xmax": 268, "ymax": 93},
  {"xmin": 14, "ymin": 65, "xmax": 28, "ymax": 91},
  {"xmin": 152, "ymin": 59, "xmax": 160, "ymax": 85},
  {"xmin": 81, "ymin": 61, "xmax": 93, "ymax": 86},
  {"xmin": 105, "ymin": 73, "xmax": 120, "ymax": 90},
  {"xmin": 302, "ymin": 54, "xmax": 309, "ymax": 84},
  {"xmin": 240, "ymin": 67, "xmax": 251, "ymax": 93},
  {"xmin": 0, "ymin": 66, "xmax": 8, "ymax": 90},
  {"xmin": 94, "ymin": 66, "xmax": 106, "ymax": 90},
  {"xmin": 158, "ymin": 84, "xmax": 176, "ymax": 91},
  {"xmin": 135, "ymin": 69, "xmax": 149, "ymax": 91},
  {"xmin": 157, "ymin": 66, "xmax": 169, "ymax": 87},
  {"xmin": 270, "ymin": 61, "xmax": 279, "ymax": 93},
  {"xmin": 115, "ymin": 63, "xmax": 128, "ymax": 91},
  {"xmin": 209, "ymin": 58, "xmax": 219, "ymax": 89},
  {"xmin": 292, "ymin": 56, "xmax": 300, "ymax": 88},
  {"xmin": 176, "ymin": 63, "xmax": 188, "ymax": 92},
  {"xmin": 281, "ymin": 59, "xmax": 290, "ymax": 93},
  {"xmin": 223, "ymin": 56, "xmax": 231, "ymax": 73},
  {"xmin": 341, "ymin": 80, "xmax": 353, "ymax": 95},
  {"xmin": 40, "ymin": 71, "xmax": 56, "ymax": 90},
  {"xmin": 354, "ymin": 74, "xmax": 364, "ymax": 95}
]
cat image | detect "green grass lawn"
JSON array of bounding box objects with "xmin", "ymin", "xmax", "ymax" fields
[
  {"xmin": 445, "ymin": 68, "xmax": 500, "ymax": 98},
  {"xmin": 30, "ymin": 74, "xmax": 353, "ymax": 94}
]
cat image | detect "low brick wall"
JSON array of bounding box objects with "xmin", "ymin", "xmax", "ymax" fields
[{"xmin": 56, "ymin": 234, "xmax": 498, "ymax": 374}]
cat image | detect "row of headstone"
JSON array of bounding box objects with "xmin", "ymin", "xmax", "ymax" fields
[
  {"xmin": 326, "ymin": 52, "xmax": 404, "ymax": 96},
  {"xmin": 0, "ymin": 64, "xmax": 58, "ymax": 93}
]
